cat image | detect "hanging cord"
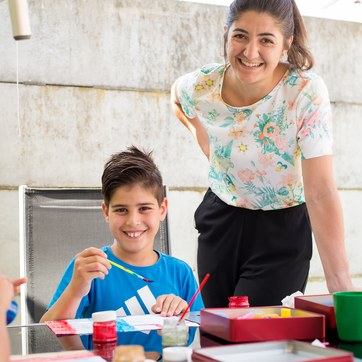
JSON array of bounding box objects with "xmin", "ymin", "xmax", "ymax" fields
[{"xmin": 16, "ymin": 41, "xmax": 21, "ymax": 137}]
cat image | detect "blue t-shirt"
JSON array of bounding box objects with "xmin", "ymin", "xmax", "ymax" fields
[{"xmin": 48, "ymin": 246, "xmax": 204, "ymax": 353}]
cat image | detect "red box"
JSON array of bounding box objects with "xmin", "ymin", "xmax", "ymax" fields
[
  {"xmin": 295, "ymin": 294, "xmax": 336, "ymax": 329},
  {"xmin": 200, "ymin": 307, "xmax": 325, "ymax": 343}
]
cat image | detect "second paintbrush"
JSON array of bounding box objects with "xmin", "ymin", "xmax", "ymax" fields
[{"xmin": 108, "ymin": 260, "xmax": 154, "ymax": 283}]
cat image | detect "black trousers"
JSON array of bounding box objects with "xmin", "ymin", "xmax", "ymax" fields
[{"xmin": 195, "ymin": 188, "xmax": 312, "ymax": 308}]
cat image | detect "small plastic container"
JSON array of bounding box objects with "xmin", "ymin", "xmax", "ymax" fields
[
  {"xmin": 228, "ymin": 296, "xmax": 249, "ymax": 308},
  {"xmin": 6, "ymin": 300, "xmax": 18, "ymax": 325},
  {"xmin": 162, "ymin": 318, "xmax": 188, "ymax": 348},
  {"xmin": 92, "ymin": 310, "xmax": 117, "ymax": 343},
  {"xmin": 163, "ymin": 346, "xmax": 191, "ymax": 362}
]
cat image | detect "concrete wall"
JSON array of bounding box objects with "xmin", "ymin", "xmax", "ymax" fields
[{"xmin": 0, "ymin": 0, "xmax": 361, "ymax": 314}]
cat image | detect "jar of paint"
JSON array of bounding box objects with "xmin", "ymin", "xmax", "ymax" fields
[
  {"xmin": 228, "ymin": 296, "xmax": 249, "ymax": 308},
  {"xmin": 92, "ymin": 311, "xmax": 117, "ymax": 343},
  {"xmin": 162, "ymin": 318, "xmax": 188, "ymax": 348}
]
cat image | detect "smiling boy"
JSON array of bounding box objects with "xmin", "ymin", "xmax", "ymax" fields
[{"xmin": 40, "ymin": 146, "xmax": 204, "ymax": 356}]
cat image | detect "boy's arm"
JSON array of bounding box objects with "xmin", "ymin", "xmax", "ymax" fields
[{"xmin": 40, "ymin": 248, "xmax": 111, "ymax": 322}]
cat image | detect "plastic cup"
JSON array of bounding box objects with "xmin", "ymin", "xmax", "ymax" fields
[{"xmin": 333, "ymin": 291, "xmax": 362, "ymax": 342}]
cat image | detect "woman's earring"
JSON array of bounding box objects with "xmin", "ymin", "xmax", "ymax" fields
[{"xmin": 280, "ymin": 52, "xmax": 288, "ymax": 62}]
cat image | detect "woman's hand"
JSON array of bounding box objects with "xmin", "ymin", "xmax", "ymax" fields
[
  {"xmin": 151, "ymin": 293, "xmax": 188, "ymax": 317},
  {"xmin": 171, "ymin": 80, "xmax": 210, "ymax": 160}
]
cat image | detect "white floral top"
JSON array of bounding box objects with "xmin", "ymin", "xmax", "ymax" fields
[{"xmin": 177, "ymin": 63, "xmax": 333, "ymax": 210}]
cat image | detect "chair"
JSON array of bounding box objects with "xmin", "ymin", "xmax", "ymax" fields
[{"xmin": 18, "ymin": 185, "xmax": 170, "ymax": 354}]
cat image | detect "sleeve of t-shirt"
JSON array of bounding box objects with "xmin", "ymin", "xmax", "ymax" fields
[
  {"xmin": 296, "ymin": 76, "xmax": 333, "ymax": 160},
  {"xmin": 176, "ymin": 68, "xmax": 201, "ymax": 119},
  {"xmin": 47, "ymin": 257, "xmax": 90, "ymax": 318}
]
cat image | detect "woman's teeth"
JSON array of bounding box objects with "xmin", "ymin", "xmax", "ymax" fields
[{"xmin": 241, "ymin": 59, "xmax": 262, "ymax": 67}]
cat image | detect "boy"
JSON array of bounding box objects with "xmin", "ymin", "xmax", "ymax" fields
[{"xmin": 40, "ymin": 146, "xmax": 204, "ymax": 357}]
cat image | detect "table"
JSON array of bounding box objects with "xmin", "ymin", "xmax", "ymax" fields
[{"xmin": 8, "ymin": 320, "xmax": 362, "ymax": 361}]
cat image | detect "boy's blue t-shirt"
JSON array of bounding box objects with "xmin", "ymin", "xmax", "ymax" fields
[{"xmin": 48, "ymin": 246, "xmax": 204, "ymax": 353}]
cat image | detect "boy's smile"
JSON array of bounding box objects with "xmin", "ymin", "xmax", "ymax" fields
[{"xmin": 102, "ymin": 184, "xmax": 167, "ymax": 265}]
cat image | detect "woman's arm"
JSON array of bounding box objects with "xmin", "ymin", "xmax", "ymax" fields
[
  {"xmin": 171, "ymin": 79, "xmax": 210, "ymax": 160},
  {"xmin": 302, "ymin": 155, "xmax": 355, "ymax": 292}
]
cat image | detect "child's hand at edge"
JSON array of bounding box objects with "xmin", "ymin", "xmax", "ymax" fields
[
  {"xmin": 68, "ymin": 247, "xmax": 111, "ymax": 299},
  {"xmin": 151, "ymin": 294, "xmax": 188, "ymax": 317},
  {"xmin": 0, "ymin": 273, "xmax": 27, "ymax": 312}
]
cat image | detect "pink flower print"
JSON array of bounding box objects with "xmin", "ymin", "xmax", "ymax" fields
[
  {"xmin": 298, "ymin": 79, "xmax": 310, "ymax": 91},
  {"xmin": 236, "ymin": 143, "xmax": 248, "ymax": 154},
  {"xmin": 238, "ymin": 199, "xmax": 251, "ymax": 208},
  {"xmin": 235, "ymin": 113, "xmax": 245, "ymax": 123},
  {"xmin": 237, "ymin": 168, "xmax": 255, "ymax": 183},
  {"xmin": 288, "ymin": 101, "xmax": 297, "ymax": 111},
  {"xmin": 307, "ymin": 109, "xmax": 322, "ymax": 128},
  {"xmin": 296, "ymin": 118, "xmax": 303, "ymax": 129},
  {"xmin": 207, "ymin": 90, "xmax": 222, "ymax": 102},
  {"xmin": 274, "ymin": 135, "xmax": 288, "ymax": 153},
  {"xmin": 255, "ymin": 170, "xmax": 267, "ymax": 179},
  {"xmin": 283, "ymin": 200, "xmax": 299, "ymax": 208},
  {"xmin": 258, "ymin": 152, "xmax": 276, "ymax": 169},
  {"xmin": 281, "ymin": 173, "xmax": 299, "ymax": 187},
  {"xmin": 300, "ymin": 127, "xmax": 311, "ymax": 137},
  {"xmin": 228, "ymin": 125, "xmax": 249, "ymax": 139},
  {"xmin": 312, "ymin": 94, "xmax": 323, "ymax": 105},
  {"xmin": 263, "ymin": 122, "xmax": 280, "ymax": 140}
]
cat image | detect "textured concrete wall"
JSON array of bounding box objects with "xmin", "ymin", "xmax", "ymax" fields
[{"xmin": 0, "ymin": 0, "xmax": 361, "ymax": 303}]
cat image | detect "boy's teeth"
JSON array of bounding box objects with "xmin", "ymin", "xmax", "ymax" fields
[
  {"xmin": 241, "ymin": 60, "xmax": 262, "ymax": 67},
  {"xmin": 127, "ymin": 232, "xmax": 142, "ymax": 237}
]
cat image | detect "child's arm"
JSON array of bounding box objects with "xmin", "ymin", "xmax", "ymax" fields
[
  {"xmin": 0, "ymin": 273, "xmax": 27, "ymax": 362},
  {"xmin": 40, "ymin": 248, "xmax": 111, "ymax": 322},
  {"xmin": 151, "ymin": 294, "xmax": 188, "ymax": 317}
]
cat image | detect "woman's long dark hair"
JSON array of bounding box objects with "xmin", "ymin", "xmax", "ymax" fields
[{"xmin": 223, "ymin": 0, "xmax": 314, "ymax": 70}]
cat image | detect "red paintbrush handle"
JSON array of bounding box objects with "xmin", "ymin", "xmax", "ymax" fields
[{"xmin": 178, "ymin": 273, "xmax": 210, "ymax": 322}]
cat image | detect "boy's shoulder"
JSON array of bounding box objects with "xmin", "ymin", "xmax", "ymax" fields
[{"xmin": 158, "ymin": 252, "xmax": 192, "ymax": 269}]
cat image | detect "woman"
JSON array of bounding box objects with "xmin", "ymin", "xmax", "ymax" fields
[{"xmin": 171, "ymin": 0, "xmax": 356, "ymax": 307}]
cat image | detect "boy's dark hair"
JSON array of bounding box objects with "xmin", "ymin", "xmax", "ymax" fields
[{"xmin": 101, "ymin": 146, "xmax": 164, "ymax": 208}]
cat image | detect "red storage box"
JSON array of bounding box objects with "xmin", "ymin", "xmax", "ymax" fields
[
  {"xmin": 295, "ymin": 294, "xmax": 336, "ymax": 329},
  {"xmin": 192, "ymin": 340, "xmax": 353, "ymax": 362},
  {"xmin": 200, "ymin": 307, "xmax": 325, "ymax": 343}
]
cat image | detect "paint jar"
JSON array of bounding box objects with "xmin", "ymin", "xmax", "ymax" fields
[
  {"xmin": 6, "ymin": 301, "xmax": 18, "ymax": 325},
  {"xmin": 228, "ymin": 296, "xmax": 249, "ymax": 308},
  {"xmin": 93, "ymin": 341, "xmax": 117, "ymax": 362},
  {"xmin": 162, "ymin": 318, "xmax": 188, "ymax": 348},
  {"xmin": 92, "ymin": 311, "xmax": 117, "ymax": 343}
]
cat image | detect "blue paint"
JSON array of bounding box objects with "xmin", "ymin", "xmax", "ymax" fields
[{"xmin": 115, "ymin": 318, "xmax": 136, "ymax": 332}]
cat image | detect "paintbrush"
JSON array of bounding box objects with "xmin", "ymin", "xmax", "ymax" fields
[
  {"xmin": 108, "ymin": 260, "xmax": 154, "ymax": 283},
  {"xmin": 178, "ymin": 273, "xmax": 210, "ymax": 322}
]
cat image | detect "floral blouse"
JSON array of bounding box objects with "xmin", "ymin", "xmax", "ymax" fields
[{"xmin": 177, "ymin": 63, "xmax": 333, "ymax": 210}]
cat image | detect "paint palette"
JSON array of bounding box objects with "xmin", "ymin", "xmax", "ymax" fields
[
  {"xmin": 295, "ymin": 294, "xmax": 336, "ymax": 329},
  {"xmin": 200, "ymin": 307, "xmax": 325, "ymax": 343}
]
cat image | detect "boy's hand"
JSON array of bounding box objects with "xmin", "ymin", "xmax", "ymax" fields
[
  {"xmin": 69, "ymin": 247, "xmax": 111, "ymax": 299},
  {"xmin": 151, "ymin": 294, "xmax": 188, "ymax": 317}
]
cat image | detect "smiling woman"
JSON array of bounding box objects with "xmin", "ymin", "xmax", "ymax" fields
[{"xmin": 171, "ymin": 0, "xmax": 357, "ymax": 308}]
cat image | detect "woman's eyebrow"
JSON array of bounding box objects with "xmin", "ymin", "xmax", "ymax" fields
[{"xmin": 233, "ymin": 28, "xmax": 276, "ymax": 38}]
